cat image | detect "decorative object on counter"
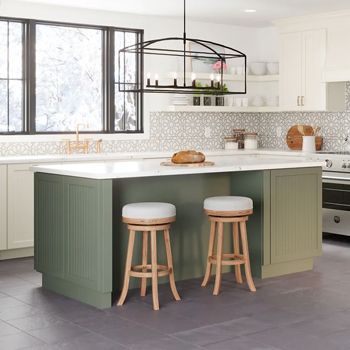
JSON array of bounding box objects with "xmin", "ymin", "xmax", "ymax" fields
[
  {"xmin": 202, "ymin": 196, "xmax": 256, "ymax": 295},
  {"xmin": 118, "ymin": 0, "xmax": 247, "ymax": 95},
  {"xmin": 171, "ymin": 150, "xmax": 206, "ymax": 164},
  {"xmin": 117, "ymin": 202, "xmax": 181, "ymax": 310},
  {"xmin": 286, "ymin": 124, "xmax": 323, "ymax": 151},
  {"xmin": 302, "ymin": 135, "xmax": 316, "ymax": 153},
  {"xmin": 193, "ymin": 96, "xmax": 201, "ymax": 106},
  {"xmin": 224, "ymin": 136, "xmax": 239, "ymax": 150},
  {"xmin": 244, "ymin": 132, "xmax": 258, "ymax": 150},
  {"xmin": 233, "ymin": 129, "xmax": 245, "ymax": 149},
  {"xmin": 249, "ymin": 62, "xmax": 267, "ymax": 75},
  {"xmin": 267, "ymin": 62, "xmax": 279, "ymax": 75}
]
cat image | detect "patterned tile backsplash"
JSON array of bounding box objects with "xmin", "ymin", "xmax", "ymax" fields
[
  {"xmin": 0, "ymin": 110, "xmax": 349, "ymax": 156},
  {"xmin": 1, "ymin": 82, "xmax": 350, "ymax": 156}
]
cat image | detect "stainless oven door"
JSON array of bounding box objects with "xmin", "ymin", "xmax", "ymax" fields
[{"xmin": 323, "ymin": 172, "xmax": 350, "ymax": 236}]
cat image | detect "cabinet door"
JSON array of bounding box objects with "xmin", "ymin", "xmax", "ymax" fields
[
  {"xmin": 302, "ymin": 29, "xmax": 326, "ymax": 111},
  {"xmin": 279, "ymin": 32, "xmax": 303, "ymax": 110},
  {"xmin": 270, "ymin": 168, "xmax": 322, "ymax": 264},
  {"xmin": 0, "ymin": 165, "xmax": 7, "ymax": 250},
  {"xmin": 8, "ymin": 164, "xmax": 34, "ymax": 249}
]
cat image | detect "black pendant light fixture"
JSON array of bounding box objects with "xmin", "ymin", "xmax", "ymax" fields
[{"xmin": 118, "ymin": 0, "xmax": 247, "ymax": 95}]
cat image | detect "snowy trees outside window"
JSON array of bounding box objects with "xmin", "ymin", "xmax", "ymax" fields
[{"xmin": 0, "ymin": 18, "xmax": 142, "ymax": 134}]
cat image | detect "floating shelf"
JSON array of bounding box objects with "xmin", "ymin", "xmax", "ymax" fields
[
  {"xmin": 167, "ymin": 105, "xmax": 281, "ymax": 112},
  {"xmin": 160, "ymin": 72, "xmax": 279, "ymax": 83}
]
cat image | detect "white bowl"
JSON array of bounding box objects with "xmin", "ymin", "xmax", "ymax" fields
[
  {"xmin": 249, "ymin": 62, "xmax": 267, "ymax": 75},
  {"xmin": 267, "ymin": 62, "xmax": 279, "ymax": 75}
]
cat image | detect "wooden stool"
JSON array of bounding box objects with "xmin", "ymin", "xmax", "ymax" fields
[
  {"xmin": 201, "ymin": 196, "xmax": 256, "ymax": 295},
  {"xmin": 117, "ymin": 202, "xmax": 181, "ymax": 311}
]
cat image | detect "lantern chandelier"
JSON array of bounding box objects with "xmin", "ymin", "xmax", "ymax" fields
[{"xmin": 118, "ymin": 0, "xmax": 247, "ymax": 95}]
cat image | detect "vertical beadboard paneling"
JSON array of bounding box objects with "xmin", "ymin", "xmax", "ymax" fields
[
  {"xmin": 270, "ymin": 167, "xmax": 322, "ymax": 264},
  {"xmin": 34, "ymin": 174, "xmax": 64, "ymax": 277},
  {"xmin": 0, "ymin": 165, "xmax": 7, "ymax": 250}
]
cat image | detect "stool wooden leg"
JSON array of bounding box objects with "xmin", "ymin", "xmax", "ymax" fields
[
  {"xmin": 164, "ymin": 229, "xmax": 181, "ymax": 301},
  {"xmin": 239, "ymin": 221, "xmax": 256, "ymax": 292},
  {"xmin": 140, "ymin": 231, "xmax": 148, "ymax": 297},
  {"xmin": 117, "ymin": 230, "xmax": 136, "ymax": 306},
  {"xmin": 150, "ymin": 230, "xmax": 160, "ymax": 310},
  {"xmin": 201, "ymin": 221, "xmax": 216, "ymax": 287},
  {"xmin": 213, "ymin": 222, "xmax": 224, "ymax": 296},
  {"xmin": 233, "ymin": 222, "xmax": 243, "ymax": 284}
]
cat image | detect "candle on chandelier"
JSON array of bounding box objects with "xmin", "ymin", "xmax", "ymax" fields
[
  {"xmin": 216, "ymin": 74, "xmax": 221, "ymax": 88},
  {"xmin": 191, "ymin": 72, "xmax": 196, "ymax": 87},
  {"xmin": 155, "ymin": 73, "xmax": 159, "ymax": 86},
  {"xmin": 146, "ymin": 72, "xmax": 151, "ymax": 86},
  {"xmin": 173, "ymin": 72, "xmax": 178, "ymax": 86},
  {"xmin": 210, "ymin": 73, "xmax": 214, "ymax": 88}
]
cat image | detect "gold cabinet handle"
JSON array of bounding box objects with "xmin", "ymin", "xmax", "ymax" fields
[
  {"xmin": 301, "ymin": 96, "xmax": 305, "ymax": 106},
  {"xmin": 297, "ymin": 96, "xmax": 300, "ymax": 106}
]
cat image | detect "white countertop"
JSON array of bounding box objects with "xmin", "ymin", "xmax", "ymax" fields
[
  {"xmin": 1, "ymin": 149, "xmax": 314, "ymax": 165},
  {"xmin": 31, "ymin": 154, "xmax": 323, "ymax": 179}
]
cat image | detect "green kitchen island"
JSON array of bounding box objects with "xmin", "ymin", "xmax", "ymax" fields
[{"xmin": 33, "ymin": 154, "xmax": 323, "ymax": 309}]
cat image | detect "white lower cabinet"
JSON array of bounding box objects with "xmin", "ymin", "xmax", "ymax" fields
[
  {"xmin": 7, "ymin": 164, "xmax": 34, "ymax": 249},
  {"xmin": 0, "ymin": 165, "xmax": 7, "ymax": 250}
]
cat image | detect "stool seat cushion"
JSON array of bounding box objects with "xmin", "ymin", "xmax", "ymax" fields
[
  {"xmin": 204, "ymin": 196, "xmax": 253, "ymax": 212},
  {"xmin": 122, "ymin": 202, "xmax": 176, "ymax": 220}
]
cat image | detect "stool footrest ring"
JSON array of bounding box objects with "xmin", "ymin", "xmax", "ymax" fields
[
  {"xmin": 129, "ymin": 264, "xmax": 170, "ymax": 278},
  {"xmin": 209, "ymin": 253, "xmax": 246, "ymax": 266}
]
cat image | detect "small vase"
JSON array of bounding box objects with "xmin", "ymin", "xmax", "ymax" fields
[
  {"xmin": 193, "ymin": 96, "xmax": 201, "ymax": 106},
  {"xmin": 204, "ymin": 96, "xmax": 212, "ymax": 106},
  {"xmin": 215, "ymin": 96, "xmax": 225, "ymax": 106}
]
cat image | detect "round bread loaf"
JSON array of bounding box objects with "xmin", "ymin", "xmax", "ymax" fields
[{"xmin": 171, "ymin": 150, "xmax": 205, "ymax": 164}]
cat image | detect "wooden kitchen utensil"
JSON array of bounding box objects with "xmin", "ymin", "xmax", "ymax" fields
[{"xmin": 286, "ymin": 125, "xmax": 323, "ymax": 151}]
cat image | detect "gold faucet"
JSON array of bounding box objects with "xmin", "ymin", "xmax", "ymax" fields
[
  {"xmin": 63, "ymin": 124, "xmax": 103, "ymax": 154},
  {"xmin": 64, "ymin": 123, "xmax": 90, "ymax": 154}
]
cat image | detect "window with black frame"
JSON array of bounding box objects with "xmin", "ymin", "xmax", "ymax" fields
[
  {"xmin": 0, "ymin": 20, "xmax": 24, "ymax": 133},
  {"xmin": 0, "ymin": 18, "xmax": 143, "ymax": 134}
]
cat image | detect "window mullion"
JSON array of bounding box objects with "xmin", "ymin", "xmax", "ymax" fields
[
  {"xmin": 26, "ymin": 20, "xmax": 36, "ymax": 134},
  {"xmin": 104, "ymin": 28, "xmax": 115, "ymax": 133}
]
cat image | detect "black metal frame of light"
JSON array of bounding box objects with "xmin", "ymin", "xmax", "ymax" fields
[
  {"xmin": 0, "ymin": 16, "xmax": 144, "ymax": 135},
  {"xmin": 118, "ymin": 0, "xmax": 247, "ymax": 95}
]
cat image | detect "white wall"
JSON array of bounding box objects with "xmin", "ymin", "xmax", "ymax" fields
[{"xmin": 0, "ymin": 0, "xmax": 278, "ymax": 142}]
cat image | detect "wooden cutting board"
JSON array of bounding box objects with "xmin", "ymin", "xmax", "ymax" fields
[
  {"xmin": 286, "ymin": 125, "xmax": 323, "ymax": 151},
  {"xmin": 160, "ymin": 161, "xmax": 215, "ymax": 167}
]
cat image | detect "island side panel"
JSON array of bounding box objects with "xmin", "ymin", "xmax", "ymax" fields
[
  {"xmin": 268, "ymin": 167, "xmax": 322, "ymax": 274},
  {"xmin": 230, "ymin": 171, "xmax": 270, "ymax": 278},
  {"xmin": 34, "ymin": 173, "xmax": 113, "ymax": 309},
  {"xmin": 113, "ymin": 173, "xmax": 235, "ymax": 290}
]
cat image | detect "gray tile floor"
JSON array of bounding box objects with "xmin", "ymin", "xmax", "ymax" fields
[{"xmin": 1, "ymin": 235, "xmax": 350, "ymax": 349}]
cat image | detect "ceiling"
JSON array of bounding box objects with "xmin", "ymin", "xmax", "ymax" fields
[{"xmin": 14, "ymin": 0, "xmax": 350, "ymax": 27}]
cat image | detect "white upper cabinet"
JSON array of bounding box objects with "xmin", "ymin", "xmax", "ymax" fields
[
  {"xmin": 7, "ymin": 164, "xmax": 34, "ymax": 249},
  {"xmin": 279, "ymin": 29, "xmax": 326, "ymax": 111},
  {"xmin": 0, "ymin": 166, "xmax": 7, "ymax": 251}
]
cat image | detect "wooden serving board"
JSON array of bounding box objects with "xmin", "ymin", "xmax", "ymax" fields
[
  {"xmin": 160, "ymin": 161, "xmax": 215, "ymax": 167},
  {"xmin": 286, "ymin": 125, "xmax": 323, "ymax": 151}
]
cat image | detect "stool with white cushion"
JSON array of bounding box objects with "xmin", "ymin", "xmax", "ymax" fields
[
  {"xmin": 201, "ymin": 196, "xmax": 256, "ymax": 295},
  {"xmin": 117, "ymin": 202, "xmax": 181, "ymax": 310}
]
